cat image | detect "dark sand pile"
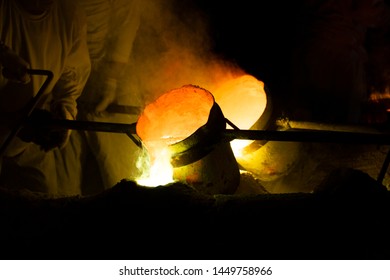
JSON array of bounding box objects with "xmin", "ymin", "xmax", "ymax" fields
[{"xmin": 0, "ymin": 166, "xmax": 389, "ymax": 260}]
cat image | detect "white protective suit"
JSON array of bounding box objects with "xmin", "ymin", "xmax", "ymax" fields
[
  {"xmin": 0, "ymin": 0, "xmax": 91, "ymax": 195},
  {"xmin": 67, "ymin": 0, "xmax": 143, "ymax": 192}
]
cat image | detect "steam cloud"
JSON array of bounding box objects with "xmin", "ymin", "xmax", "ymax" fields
[{"xmin": 120, "ymin": 0, "xmax": 245, "ymax": 109}]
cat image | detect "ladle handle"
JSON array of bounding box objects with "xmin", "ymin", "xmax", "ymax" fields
[
  {"xmin": 223, "ymin": 128, "xmax": 390, "ymax": 144},
  {"xmin": 0, "ymin": 69, "xmax": 54, "ymax": 158},
  {"xmin": 22, "ymin": 118, "xmax": 142, "ymax": 148}
]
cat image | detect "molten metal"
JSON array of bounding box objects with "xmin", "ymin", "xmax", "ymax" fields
[
  {"xmin": 136, "ymin": 84, "xmax": 240, "ymax": 194},
  {"xmin": 213, "ymin": 74, "xmax": 270, "ymax": 157}
]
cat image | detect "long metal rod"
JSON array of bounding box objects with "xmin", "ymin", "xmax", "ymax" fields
[
  {"xmin": 223, "ymin": 129, "xmax": 390, "ymax": 144},
  {"xmin": 43, "ymin": 119, "xmax": 390, "ymax": 145},
  {"xmin": 38, "ymin": 119, "xmax": 141, "ymax": 147},
  {"xmin": 77, "ymin": 101, "xmax": 141, "ymax": 115},
  {"xmin": 0, "ymin": 69, "xmax": 54, "ymax": 158},
  {"xmin": 276, "ymin": 119, "xmax": 383, "ymax": 134},
  {"xmin": 377, "ymin": 148, "xmax": 390, "ymax": 184},
  {"xmin": 45, "ymin": 119, "xmax": 137, "ymax": 135}
]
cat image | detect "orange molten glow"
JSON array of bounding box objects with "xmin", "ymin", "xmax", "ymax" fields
[
  {"xmin": 135, "ymin": 85, "xmax": 214, "ymax": 186},
  {"xmin": 213, "ymin": 74, "xmax": 268, "ymax": 157}
]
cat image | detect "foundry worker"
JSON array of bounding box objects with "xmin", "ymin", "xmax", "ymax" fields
[
  {"xmin": 0, "ymin": 0, "xmax": 91, "ymax": 194},
  {"xmin": 77, "ymin": 0, "xmax": 142, "ymax": 115},
  {"xmin": 61, "ymin": 0, "xmax": 143, "ymax": 193},
  {"xmin": 362, "ymin": 0, "xmax": 390, "ymax": 124},
  {"xmin": 288, "ymin": 0, "xmax": 387, "ymax": 124}
]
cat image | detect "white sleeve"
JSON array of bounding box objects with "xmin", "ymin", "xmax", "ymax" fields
[
  {"xmin": 51, "ymin": 5, "xmax": 91, "ymax": 120},
  {"xmin": 105, "ymin": 0, "xmax": 141, "ymax": 64}
]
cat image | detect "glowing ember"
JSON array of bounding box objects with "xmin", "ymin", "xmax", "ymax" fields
[
  {"xmin": 135, "ymin": 84, "xmax": 214, "ymax": 186},
  {"xmin": 213, "ymin": 74, "xmax": 268, "ymax": 157},
  {"xmin": 370, "ymin": 91, "xmax": 390, "ymax": 112}
]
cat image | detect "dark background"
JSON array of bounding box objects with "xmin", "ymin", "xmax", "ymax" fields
[{"xmin": 189, "ymin": 1, "xmax": 303, "ymax": 102}]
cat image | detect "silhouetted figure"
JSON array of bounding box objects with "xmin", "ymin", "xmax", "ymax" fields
[
  {"xmin": 58, "ymin": 0, "xmax": 143, "ymax": 193},
  {"xmin": 0, "ymin": 0, "xmax": 91, "ymax": 195},
  {"xmin": 289, "ymin": 0, "xmax": 387, "ymax": 124},
  {"xmin": 363, "ymin": 1, "xmax": 390, "ymax": 123}
]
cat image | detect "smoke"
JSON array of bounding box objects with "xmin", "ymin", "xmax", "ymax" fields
[{"xmin": 121, "ymin": 0, "xmax": 245, "ymax": 108}]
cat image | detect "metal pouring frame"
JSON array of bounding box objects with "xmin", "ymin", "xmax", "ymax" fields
[{"xmin": 2, "ymin": 72, "xmax": 390, "ymax": 185}]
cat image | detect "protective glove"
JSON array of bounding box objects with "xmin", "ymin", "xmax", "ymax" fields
[
  {"xmin": 94, "ymin": 77, "xmax": 117, "ymax": 114},
  {"xmin": 0, "ymin": 42, "xmax": 31, "ymax": 84},
  {"xmin": 18, "ymin": 109, "xmax": 55, "ymax": 150},
  {"xmin": 49, "ymin": 105, "xmax": 72, "ymax": 150},
  {"xmin": 17, "ymin": 108, "xmax": 72, "ymax": 152}
]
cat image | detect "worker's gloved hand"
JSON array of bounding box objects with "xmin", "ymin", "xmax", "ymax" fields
[
  {"xmin": 18, "ymin": 108, "xmax": 72, "ymax": 151},
  {"xmin": 49, "ymin": 105, "xmax": 72, "ymax": 150},
  {"xmin": 18, "ymin": 109, "xmax": 54, "ymax": 149},
  {"xmin": 94, "ymin": 77, "xmax": 117, "ymax": 114},
  {"xmin": 0, "ymin": 43, "xmax": 31, "ymax": 84}
]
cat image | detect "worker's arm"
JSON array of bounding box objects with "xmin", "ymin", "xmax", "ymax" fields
[
  {"xmin": 0, "ymin": 40, "xmax": 31, "ymax": 84},
  {"xmin": 94, "ymin": 0, "xmax": 142, "ymax": 113},
  {"xmin": 49, "ymin": 4, "xmax": 91, "ymax": 149}
]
